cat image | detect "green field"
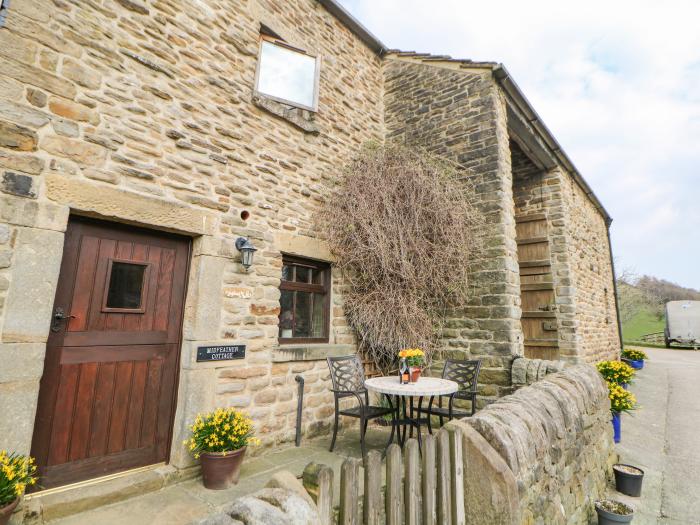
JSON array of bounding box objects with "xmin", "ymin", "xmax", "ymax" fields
[{"xmin": 622, "ymin": 308, "xmax": 665, "ymax": 342}]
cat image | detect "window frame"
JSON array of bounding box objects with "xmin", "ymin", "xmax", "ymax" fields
[
  {"xmin": 101, "ymin": 259, "xmax": 151, "ymax": 314},
  {"xmin": 253, "ymin": 35, "xmax": 321, "ymax": 113},
  {"xmin": 279, "ymin": 254, "xmax": 331, "ymax": 345}
]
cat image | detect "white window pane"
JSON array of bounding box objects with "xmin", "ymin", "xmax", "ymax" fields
[{"xmin": 257, "ymin": 41, "xmax": 317, "ymax": 109}]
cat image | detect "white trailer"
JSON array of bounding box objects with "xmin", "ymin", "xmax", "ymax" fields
[{"xmin": 665, "ymin": 300, "xmax": 700, "ymax": 348}]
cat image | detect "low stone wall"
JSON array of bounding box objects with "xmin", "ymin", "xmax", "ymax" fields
[
  {"xmin": 453, "ymin": 363, "xmax": 615, "ymax": 524},
  {"xmin": 511, "ymin": 356, "xmax": 567, "ymax": 387}
]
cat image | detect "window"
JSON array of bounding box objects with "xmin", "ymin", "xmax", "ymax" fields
[
  {"xmin": 254, "ymin": 38, "xmax": 320, "ymax": 111},
  {"xmin": 279, "ymin": 255, "xmax": 330, "ymax": 343},
  {"xmin": 102, "ymin": 260, "xmax": 150, "ymax": 312}
]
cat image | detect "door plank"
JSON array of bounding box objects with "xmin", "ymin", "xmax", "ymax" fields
[
  {"xmin": 107, "ymin": 361, "xmax": 135, "ymax": 454},
  {"xmin": 88, "ymin": 362, "xmax": 116, "ymax": 458},
  {"xmin": 124, "ymin": 361, "xmax": 149, "ymax": 450},
  {"xmin": 68, "ymin": 237, "xmax": 100, "ymax": 332},
  {"xmin": 154, "ymin": 248, "xmax": 175, "ymax": 333},
  {"xmin": 47, "ymin": 365, "xmax": 80, "ymax": 466},
  {"xmin": 68, "ymin": 363, "xmax": 99, "ymax": 462},
  {"xmin": 139, "ymin": 359, "xmax": 163, "ymax": 448}
]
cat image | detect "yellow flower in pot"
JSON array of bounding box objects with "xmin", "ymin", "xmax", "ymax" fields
[
  {"xmin": 185, "ymin": 408, "xmax": 261, "ymax": 490},
  {"xmin": 0, "ymin": 451, "xmax": 37, "ymax": 525},
  {"xmin": 596, "ymin": 360, "xmax": 635, "ymax": 386},
  {"xmin": 398, "ymin": 348, "xmax": 425, "ymax": 382}
]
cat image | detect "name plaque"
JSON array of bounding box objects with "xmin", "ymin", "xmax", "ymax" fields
[{"xmin": 196, "ymin": 344, "xmax": 246, "ymax": 362}]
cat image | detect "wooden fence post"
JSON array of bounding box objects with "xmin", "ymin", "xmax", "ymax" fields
[
  {"xmin": 436, "ymin": 427, "xmax": 452, "ymax": 525},
  {"xmin": 404, "ymin": 438, "xmax": 421, "ymax": 525},
  {"xmin": 339, "ymin": 457, "xmax": 361, "ymax": 525},
  {"xmin": 448, "ymin": 424, "xmax": 465, "ymax": 525},
  {"xmin": 364, "ymin": 450, "xmax": 382, "ymax": 525},
  {"xmin": 385, "ymin": 443, "xmax": 402, "ymax": 525},
  {"xmin": 303, "ymin": 462, "xmax": 334, "ymax": 525},
  {"xmin": 422, "ymin": 433, "xmax": 437, "ymax": 525}
]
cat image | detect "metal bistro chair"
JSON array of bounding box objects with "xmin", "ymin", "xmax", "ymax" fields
[
  {"xmin": 327, "ymin": 355, "xmax": 395, "ymax": 456},
  {"xmin": 419, "ymin": 359, "xmax": 482, "ymax": 432}
]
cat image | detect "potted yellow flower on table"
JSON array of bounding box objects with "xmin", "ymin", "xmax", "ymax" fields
[
  {"xmin": 398, "ymin": 348, "xmax": 425, "ymax": 382},
  {"xmin": 0, "ymin": 451, "xmax": 36, "ymax": 525},
  {"xmin": 185, "ymin": 408, "xmax": 260, "ymax": 490}
]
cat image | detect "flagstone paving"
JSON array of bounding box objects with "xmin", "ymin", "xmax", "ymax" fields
[
  {"xmin": 46, "ymin": 429, "xmax": 390, "ymax": 525},
  {"xmin": 613, "ymin": 347, "xmax": 700, "ymax": 525}
]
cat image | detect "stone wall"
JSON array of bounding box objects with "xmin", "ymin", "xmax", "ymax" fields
[
  {"xmin": 384, "ymin": 57, "xmax": 521, "ymax": 403},
  {"xmin": 510, "ymin": 356, "xmax": 566, "ymax": 387},
  {"xmin": 560, "ymin": 172, "xmax": 620, "ymax": 362},
  {"xmin": 0, "ymin": 0, "xmax": 383, "ymax": 458},
  {"xmin": 511, "ymin": 146, "xmax": 578, "ymax": 362},
  {"xmin": 510, "ymin": 139, "xmax": 620, "ymax": 364},
  {"xmin": 455, "ymin": 363, "xmax": 615, "ymax": 525}
]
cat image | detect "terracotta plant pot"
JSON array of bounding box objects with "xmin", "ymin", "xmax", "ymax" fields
[
  {"xmin": 0, "ymin": 498, "xmax": 19, "ymax": 525},
  {"xmin": 410, "ymin": 367, "xmax": 422, "ymax": 382},
  {"xmin": 200, "ymin": 447, "xmax": 247, "ymax": 490}
]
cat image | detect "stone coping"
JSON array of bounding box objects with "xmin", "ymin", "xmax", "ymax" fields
[{"xmin": 271, "ymin": 344, "xmax": 355, "ymax": 362}]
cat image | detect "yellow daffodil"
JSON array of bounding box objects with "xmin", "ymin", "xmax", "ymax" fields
[{"xmin": 185, "ymin": 407, "xmax": 259, "ymax": 458}]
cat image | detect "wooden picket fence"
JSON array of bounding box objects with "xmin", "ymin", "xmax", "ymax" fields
[{"xmin": 303, "ymin": 426, "xmax": 465, "ymax": 525}]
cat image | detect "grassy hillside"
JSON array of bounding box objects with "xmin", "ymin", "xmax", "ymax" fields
[
  {"xmin": 618, "ymin": 273, "xmax": 700, "ymax": 344},
  {"xmin": 622, "ymin": 308, "xmax": 665, "ymax": 342}
]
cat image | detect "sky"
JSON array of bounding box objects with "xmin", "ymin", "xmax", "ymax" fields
[{"xmin": 339, "ymin": 0, "xmax": 700, "ymax": 290}]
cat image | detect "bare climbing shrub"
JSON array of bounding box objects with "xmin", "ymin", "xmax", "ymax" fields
[{"xmin": 317, "ymin": 144, "xmax": 482, "ymax": 373}]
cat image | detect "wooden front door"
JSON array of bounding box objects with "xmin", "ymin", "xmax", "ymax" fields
[
  {"xmin": 31, "ymin": 217, "xmax": 191, "ymax": 489},
  {"xmin": 516, "ymin": 213, "xmax": 560, "ymax": 360}
]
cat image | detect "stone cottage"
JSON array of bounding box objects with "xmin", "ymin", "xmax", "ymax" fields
[{"xmin": 0, "ymin": 0, "xmax": 620, "ymax": 497}]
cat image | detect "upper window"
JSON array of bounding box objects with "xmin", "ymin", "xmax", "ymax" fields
[
  {"xmin": 255, "ymin": 39, "xmax": 320, "ymax": 111},
  {"xmin": 279, "ymin": 255, "xmax": 330, "ymax": 344}
]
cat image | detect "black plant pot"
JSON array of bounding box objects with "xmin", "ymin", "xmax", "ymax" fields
[
  {"xmin": 596, "ymin": 500, "xmax": 634, "ymax": 524},
  {"xmin": 613, "ymin": 464, "xmax": 644, "ymax": 497}
]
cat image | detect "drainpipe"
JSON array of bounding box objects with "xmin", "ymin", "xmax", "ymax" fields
[
  {"xmin": 606, "ymin": 219, "xmax": 624, "ymax": 352},
  {"xmin": 294, "ymin": 375, "xmax": 304, "ymax": 447}
]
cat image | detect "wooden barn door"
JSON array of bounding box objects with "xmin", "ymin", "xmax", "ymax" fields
[
  {"xmin": 516, "ymin": 213, "xmax": 560, "ymax": 360},
  {"xmin": 31, "ymin": 217, "xmax": 190, "ymax": 489}
]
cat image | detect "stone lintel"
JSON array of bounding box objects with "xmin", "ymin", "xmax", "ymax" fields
[
  {"xmin": 274, "ymin": 232, "xmax": 334, "ymax": 261},
  {"xmin": 45, "ymin": 174, "xmax": 216, "ymax": 236}
]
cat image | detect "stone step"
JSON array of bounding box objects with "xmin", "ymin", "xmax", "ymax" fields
[{"xmin": 22, "ymin": 464, "xmax": 198, "ymax": 524}]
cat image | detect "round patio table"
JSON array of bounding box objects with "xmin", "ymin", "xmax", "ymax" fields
[{"xmin": 365, "ymin": 376, "xmax": 458, "ymax": 449}]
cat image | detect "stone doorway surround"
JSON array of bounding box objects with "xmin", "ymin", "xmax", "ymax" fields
[{"xmin": 0, "ymin": 176, "xmax": 224, "ymax": 483}]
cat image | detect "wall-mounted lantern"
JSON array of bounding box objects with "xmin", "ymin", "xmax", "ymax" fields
[{"xmin": 235, "ymin": 237, "xmax": 257, "ymax": 270}]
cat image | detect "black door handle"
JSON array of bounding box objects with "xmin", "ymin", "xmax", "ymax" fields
[{"xmin": 51, "ymin": 307, "xmax": 76, "ymax": 332}]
